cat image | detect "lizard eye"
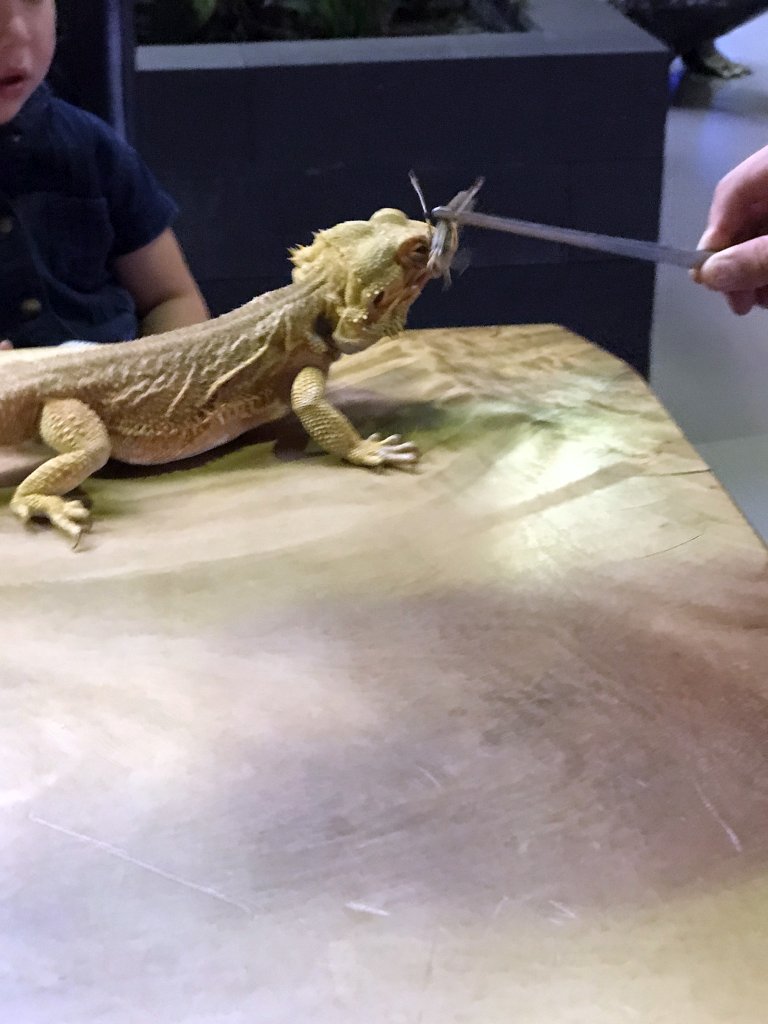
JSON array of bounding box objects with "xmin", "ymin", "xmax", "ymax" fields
[
  {"xmin": 396, "ymin": 236, "xmax": 430, "ymax": 268},
  {"xmin": 372, "ymin": 290, "xmax": 386, "ymax": 306}
]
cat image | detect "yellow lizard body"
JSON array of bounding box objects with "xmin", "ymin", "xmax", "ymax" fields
[{"xmin": 0, "ymin": 204, "xmax": 457, "ymax": 544}]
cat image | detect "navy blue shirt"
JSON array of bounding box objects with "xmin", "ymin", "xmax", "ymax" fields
[{"xmin": 0, "ymin": 83, "xmax": 178, "ymax": 347}]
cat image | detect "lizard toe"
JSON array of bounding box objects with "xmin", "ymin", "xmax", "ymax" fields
[
  {"xmin": 349, "ymin": 435, "xmax": 420, "ymax": 469},
  {"xmin": 62, "ymin": 500, "xmax": 91, "ymax": 523},
  {"xmin": 11, "ymin": 494, "xmax": 92, "ymax": 544},
  {"xmin": 10, "ymin": 499, "xmax": 32, "ymax": 526}
]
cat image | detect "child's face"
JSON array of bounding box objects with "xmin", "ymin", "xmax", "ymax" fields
[{"xmin": 0, "ymin": 0, "xmax": 55, "ymax": 125}]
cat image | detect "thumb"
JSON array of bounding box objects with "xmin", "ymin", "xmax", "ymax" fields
[{"xmin": 698, "ymin": 236, "xmax": 768, "ymax": 292}]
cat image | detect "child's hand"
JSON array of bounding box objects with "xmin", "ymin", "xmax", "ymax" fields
[{"xmin": 0, "ymin": 340, "xmax": 12, "ymax": 350}]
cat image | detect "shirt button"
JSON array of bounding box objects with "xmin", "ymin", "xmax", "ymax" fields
[
  {"xmin": 20, "ymin": 297, "xmax": 42, "ymax": 318},
  {"xmin": 0, "ymin": 216, "xmax": 13, "ymax": 235}
]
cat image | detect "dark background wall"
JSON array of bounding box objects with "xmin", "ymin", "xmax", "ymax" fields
[
  {"xmin": 48, "ymin": 0, "xmax": 135, "ymax": 140},
  {"xmin": 135, "ymin": 1, "xmax": 670, "ymax": 374},
  {"xmin": 44, "ymin": 0, "xmax": 670, "ymax": 376}
]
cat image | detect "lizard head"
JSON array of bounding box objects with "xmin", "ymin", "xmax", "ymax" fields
[{"xmin": 290, "ymin": 208, "xmax": 437, "ymax": 354}]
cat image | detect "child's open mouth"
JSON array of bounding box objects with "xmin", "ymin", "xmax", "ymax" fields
[{"xmin": 0, "ymin": 73, "xmax": 28, "ymax": 97}]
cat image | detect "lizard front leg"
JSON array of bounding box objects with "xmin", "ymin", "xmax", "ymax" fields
[
  {"xmin": 10, "ymin": 399, "xmax": 111, "ymax": 545},
  {"xmin": 290, "ymin": 366, "xmax": 419, "ymax": 468}
]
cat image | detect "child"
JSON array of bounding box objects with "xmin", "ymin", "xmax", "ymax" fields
[{"xmin": 0, "ymin": 0, "xmax": 208, "ymax": 350}]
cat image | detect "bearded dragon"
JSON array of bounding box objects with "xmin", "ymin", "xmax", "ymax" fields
[{"xmin": 0, "ymin": 183, "xmax": 481, "ymax": 545}]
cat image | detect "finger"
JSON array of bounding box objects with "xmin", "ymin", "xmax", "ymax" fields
[
  {"xmin": 699, "ymin": 199, "xmax": 768, "ymax": 254},
  {"xmin": 0, "ymin": 339, "xmax": 12, "ymax": 350},
  {"xmin": 698, "ymin": 236, "xmax": 768, "ymax": 292},
  {"xmin": 726, "ymin": 290, "xmax": 756, "ymax": 316},
  {"xmin": 703, "ymin": 144, "xmax": 768, "ymax": 244},
  {"xmin": 697, "ymin": 225, "xmax": 731, "ymax": 253}
]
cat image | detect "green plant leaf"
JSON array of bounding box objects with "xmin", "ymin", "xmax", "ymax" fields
[{"xmin": 137, "ymin": 0, "xmax": 219, "ymax": 43}]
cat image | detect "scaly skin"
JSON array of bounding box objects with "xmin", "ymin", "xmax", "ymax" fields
[{"xmin": 0, "ymin": 206, "xmax": 453, "ymax": 545}]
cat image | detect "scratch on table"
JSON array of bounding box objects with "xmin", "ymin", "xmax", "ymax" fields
[
  {"xmin": 29, "ymin": 814, "xmax": 254, "ymax": 915},
  {"xmin": 639, "ymin": 534, "xmax": 702, "ymax": 559},
  {"xmin": 416, "ymin": 766, "xmax": 443, "ymax": 791},
  {"xmin": 692, "ymin": 781, "xmax": 743, "ymax": 853},
  {"xmin": 345, "ymin": 900, "xmax": 391, "ymax": 918},
  {"xmin": 491, "ymin": 895, "xmax": 510, "ymax": 920},
  {"xmin": 416, "ymin": 932, "xmax": 440, "ymax": 1024},
  {"xmin": 645, "ymin": 469, "xmax": 711, "ymax": 478},
  {"xmin": 548, "ymin": 900, "xmax": 577, "ymax": 920}
]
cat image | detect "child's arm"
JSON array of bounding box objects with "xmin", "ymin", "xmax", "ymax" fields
[
  {"xmin": 114, "ymin": 227, "xmax": 210, "ymax": 336},
  {"xmin": 0, "ymin": 228, "xmax": 207, "ymax": 350}
]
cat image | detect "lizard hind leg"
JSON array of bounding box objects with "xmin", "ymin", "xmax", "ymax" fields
[{"xmin": 10, "ymin": 398, "xmax": 111, "ymax": 545}]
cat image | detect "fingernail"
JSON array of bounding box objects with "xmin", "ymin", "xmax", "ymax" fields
[
  {"xmin": 701, "ymin": 252, "xmax": 739, "ymax": 290},
  {"xmin": 697, "ymin": 229, "xmax": 715, "ymax": 251}
]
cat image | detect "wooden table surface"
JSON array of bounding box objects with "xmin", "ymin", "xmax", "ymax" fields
[{"xmin": 1, "ymin": 325, "xmax": 767, "ymax": 1023}]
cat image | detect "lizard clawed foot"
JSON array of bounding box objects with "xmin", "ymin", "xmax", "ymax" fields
[
  {"xmin": 348, "ymin": 432, "xmax": 420, "ymax": 469},
  {"xmin": 10, "ymin": 495, "xmax": 92, "ymax": 547}
]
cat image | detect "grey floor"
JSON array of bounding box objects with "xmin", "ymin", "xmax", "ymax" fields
[{"xmin": 650, "ymin": 12, "xmax": 768, "ymax": 540}]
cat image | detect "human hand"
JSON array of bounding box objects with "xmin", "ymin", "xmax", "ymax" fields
[
  {"xmin": 0, "ymin": 340, "xmax": 12, "ymax": 350},
  {"xmin": 696, "ymin": 144, "xmax": 768, "ymax": 315}
]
